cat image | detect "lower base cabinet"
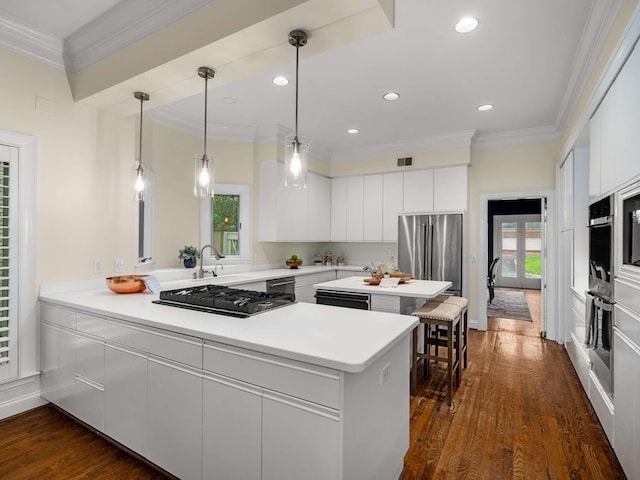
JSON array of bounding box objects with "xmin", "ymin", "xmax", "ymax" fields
[
  {"xmin": 262, "ymin": 391, "xmax": 339, "ymax": 480},
  {"xmin": 613, "ymin": 328, "xmax": 640, "ymax": 480},
  {"xmin": 104, "ymin": 344, "xmax": 147, "ymax": 455},
  {"xmin": 203, "ymin": 373, "xmax": 262, "ymax": 480},
  {"xmin": 147, "ymin": 356, "xmax": 203, "ymax": 480}
]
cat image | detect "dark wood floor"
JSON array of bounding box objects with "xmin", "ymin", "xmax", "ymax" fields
[
  {"xmin": 401, "ymin": 289, "xmax": 625, "ymax": 479},
  {"xmin": 0, "ymin": 291, "xmax": 625, "ymax": 479}
]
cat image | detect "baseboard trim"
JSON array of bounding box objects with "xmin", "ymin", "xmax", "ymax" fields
[{"xmin": 0, "ymin": 392, "xmax": 48, "ymax": 420}]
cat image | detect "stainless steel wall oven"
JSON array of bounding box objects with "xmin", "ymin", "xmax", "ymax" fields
[
  {"xmin": 588, "ymin": 195, "xmax": 615, "ymax": 302},
  {"xmin": 586, "ymin": 194, "xmax": 616, "ymax": 399}
]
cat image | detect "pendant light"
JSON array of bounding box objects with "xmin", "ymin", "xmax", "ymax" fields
[
  {"xmin": 195, "ymin": 66, "xmax": 215, "ymax": 197},
  {"xmin": 134, "ymin": 91, "xmax": 149, "ymax": 199},
  {"xmin": 285, "ymin": 29, "xmax": 309, "ymax": 189}
]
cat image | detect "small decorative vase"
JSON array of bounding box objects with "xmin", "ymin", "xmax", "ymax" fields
[{"xmin": 183, "ymin": 258, "xmax": 196, "ymax": 268}]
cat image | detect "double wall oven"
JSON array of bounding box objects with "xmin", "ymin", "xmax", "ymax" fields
[{"xmin": 586, "ymin": 194, "xmax": 615, "ymax": 398}]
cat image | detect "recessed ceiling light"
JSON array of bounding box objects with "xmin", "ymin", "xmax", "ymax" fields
[
  {"xmin": 272, "ymin": 76, "xmax": 289, "ymax": 86},
  {"xmin": 222, "ymin": 97, "xmax": 237, "ymax": 104},
  {"xmin": 383, "ymin": 92, "xmax": 400, "ymax": 101},
  {"xmin": 477, "ymin": 104, "xmax": 494, "ymax": 111},
  {"xmin": 347, "ymin": 128, "xmax": 359, "ymax": 134},
  {"xmin": 455, "ymin": 17, "xmax": 479, "ymax": 34}
]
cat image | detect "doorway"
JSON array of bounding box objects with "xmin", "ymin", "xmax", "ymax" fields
[{"xmin": 477, "ymin": 192, "xmax": 555, "ymax": 338}]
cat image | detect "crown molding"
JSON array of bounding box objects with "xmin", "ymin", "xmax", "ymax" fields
[
  {"xmin": 329, "ymin": 130, "xmax": 477, "ymax": 163},
  {"xmin": 0, "ymin": 15, "xmax": 64, "ymax": 68},
  {"xmin": 471, "ymin": 125, "xmax": 561, "ymax": 150},
  {"xmin": 64, "ymin": 0, "xmax": 212, "ymax": 72},
  {"xmin": 148, "ymin": 106, "xmax": 257, "ymax": 142},
  {"xmin": 553, "ymin": 0, "xmax": 623, "ymax": 135}
]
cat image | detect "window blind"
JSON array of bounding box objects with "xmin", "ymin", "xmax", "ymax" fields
[{"xmin": 0, "ymin": 161, "xmax": 10, "ymax": 366}]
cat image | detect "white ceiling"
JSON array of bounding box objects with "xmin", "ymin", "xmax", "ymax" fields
[{"xmin": 0, "ymin": 0, "xmax": 620, "ymax": 160}]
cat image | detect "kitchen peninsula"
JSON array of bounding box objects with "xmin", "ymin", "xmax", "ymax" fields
[{"xmin": 39, "ymin": 279, "xmax": 418, "ymax": 480}]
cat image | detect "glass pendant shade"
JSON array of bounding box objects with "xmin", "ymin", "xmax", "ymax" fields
[
  {"xmin": 134, "ymin": 165, "xmax": 144, "ymax": 199},
  {"xmin": 285, "ymin": 135, "xmax": 308, "ymax": 188},
  {"xmin": 133, "ymin": 91, "xmax": 149, "ymax": 200},
  {"xmin": 194, "ymin": 153, "xmax": 214, "ymax": 197},
  {"xmin": 195, "ymin": 66, "xmax": 215, "ymax": 197}
]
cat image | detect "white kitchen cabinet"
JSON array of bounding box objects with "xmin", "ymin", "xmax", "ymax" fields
[
  {"xmin": 295, "ymin": 271, "xmax": 337, "ymax": 303},
  {"xmin": 403, "ymin": 169, "xmax": 433, "ymax": 213},
  {"xmin": 434, "ymin": 166, "xmax": 468, "ymax": 211},
  {"xmin": 307, "ymin": 173, "xmax": 331, "ymax": 242},
  {"xmin": 336, "ymin": 269, "xmax": 370, "ymax": 279},
  {"xmin": 363, "ymin": 174, "xmax": 383, "ymax": 241},
  {"xmin": 346, "ymin": 176, "xmax": 364, "ymax": 241},
  {"xmin": 259, "ymin": 161, "xmax": 330, "ymax": 242},
  {"xmin": 262, "ymin": 390, "xmax": 340, "ymax": 480},
  {"xmin": 559, "ymin": 151, "xmax": 574, "ymax": 231},
  {"xmin": 147, "ymin": 356, "xmax": 203, "ymax": 480},
  {"xmin": 613, "ymin": 329, "xmax": 638, "ymax": 479},
  {"xmin": 104, "ymin": 344, "xmax": 147, "ymax": 455},
  {"xmin": 73, "ymin": 332, "xmax": 104, "ymax": 430},
  {"xmin": 203, "ymin": 372, "xmax": 262, "ymax": 480},
  {"xmin": 382, "ymin": 172, "xmax": 404, "ymax": 242},
  {"xmin": 331, "ymin": 177, "xmax": 347, "ymax": 242},
  {"xmin": 41, "ymin": 321, "xmax": 99, "ymax": 427},
  {"xmin": 614, "ymin": 42, "xmax": 640, "ymax": 187},
  {"xmin": 613, "ymin": 299, "xmax": 640, "ymax": 480},
  {"xmin": 590, "ymin": 87, "xmax": 615, "ymax": 198}
]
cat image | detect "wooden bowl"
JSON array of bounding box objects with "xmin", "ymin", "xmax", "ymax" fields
[
  {"xmin": 363, "ymin": 277, "xmax": 381, "ymax": 285},
  {"xmin": 286, "ymin": 260, "xmax": 303, "ymax": 269},
  {"xmin": 106, "ymin": 275, "xmax": 149, "ymax": 294}
]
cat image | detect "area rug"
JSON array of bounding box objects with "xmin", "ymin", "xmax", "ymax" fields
[{"xmin": 487, "ymin": 290, "xmax": 532, "ymax": 321}]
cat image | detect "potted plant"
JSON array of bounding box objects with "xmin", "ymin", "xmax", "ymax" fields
[
  {"xmin": 178, "ymin": 245, "xmax": 200, "ymax": 268},
  {"xmin": 285, "ymin": 254, "xmax": 303, "ymax": 269}
]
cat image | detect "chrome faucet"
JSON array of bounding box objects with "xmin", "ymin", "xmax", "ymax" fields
[{"xmin": 195, "ymin": 244, "xmax": 225, "ymax": 279}]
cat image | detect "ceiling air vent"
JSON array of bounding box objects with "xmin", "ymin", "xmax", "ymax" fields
[{"xmin": 397, "ymin": 157, "xmax": 413, "ymax": 167}]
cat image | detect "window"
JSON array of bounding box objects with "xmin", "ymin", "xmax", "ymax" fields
[
  {"xmin": 0, "ymin": 131, "xmax": 36, "ymax": 384},
  {"xmin": 0, "ymin": 145, "xmax": 18, "ymax": 380},
  {"xmin": 200, "ymin": 184, "xmax": 250, "ymax": 264}
]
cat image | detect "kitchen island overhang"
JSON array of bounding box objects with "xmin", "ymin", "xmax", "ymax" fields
[{"xmin": 39, "ymin": 283, "xmax": 418, "ymax": 480}]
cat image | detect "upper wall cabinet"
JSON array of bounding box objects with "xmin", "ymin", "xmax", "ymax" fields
[
  {"xmin": 590, "ymin": 87, "xmax": 615, "ymax": 198},
  {"xmin": 614, "ymin": 42, "xmax": 640, "ymax": 188},
  {"xmin": 382, "ymin": 172, "xmax": 404, "ymax": 242},
  {"xmin": 403, "ymin": 169, "xmax": 433, "ymax": 213},
  {"xmin": 259, "ymin": 161, "xmax": 331, "ymax": 242},
  {"xmin": 434, "ymin": 166, "xmax": 468, "ymax": 211},
  {"xmin": 590, "ymin": 43, "xmax": 640, "ymax": 199},
  {"xmin": 403, "ymin": 166, "xmax": 468, "ymax": 213}
]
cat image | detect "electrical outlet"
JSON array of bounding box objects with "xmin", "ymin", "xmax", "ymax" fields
[
  {"xmin": 93, "ymin": 259, "xmax": 103, "ymax": 274},
  {"xmin": 380, "ymin": 362, "xmax": 391, "ymax": 386},
  {"xmin": 114, "ymin": 259, "xmax": 124, "ymax": 273}
]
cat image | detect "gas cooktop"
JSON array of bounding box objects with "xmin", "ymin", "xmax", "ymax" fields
[{"xmin": 153, "ymin": 284, "xmax": 296, "ymax": 318}]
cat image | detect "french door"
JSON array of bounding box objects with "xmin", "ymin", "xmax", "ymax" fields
[{"xmin": 494, "ymin": 214, "xmax": 542, "ymax": 289}]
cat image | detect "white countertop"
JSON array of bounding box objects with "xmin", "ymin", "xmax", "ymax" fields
[
  {"xmin": 313, "ymin": 276, "xmax": 451, "ymax": 298},
  {"xmin": 39, "ymin": 277, "xmax": 418, "ymax": 373}
]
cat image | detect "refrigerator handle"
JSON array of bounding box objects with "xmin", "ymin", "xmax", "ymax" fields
[{"xmin": 424, "ymin": 220, "xmax": 433, "ymax": 280}]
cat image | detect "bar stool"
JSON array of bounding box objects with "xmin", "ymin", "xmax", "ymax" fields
[
  {"xmin": 410, "ymin": 302, "xmax": 462, "ymax": 405},
  {"xmin": 430, "ymin": 295, "xmax": 469, "ymax": 368}
]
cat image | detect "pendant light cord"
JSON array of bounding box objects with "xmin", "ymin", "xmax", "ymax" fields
[
  {"xmin": 138, "ymin": 96, "xmax": 143, "ymax": 167},
  {"xmin": 294, "ymin": 42, "xmax": 299, "ymax": 143},
  {"xmin": 203, "ymin": 75, "xmax": 208, "ymax": 157}
]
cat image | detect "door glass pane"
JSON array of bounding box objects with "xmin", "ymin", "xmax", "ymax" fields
[
  {"xmin": 525, "ymin": 221, "xmax": 542, "ymax": 278},
  {"xmin": 500, "ymin": 222, "xmax": 517, "ymax": 278},
  {"xmin": 212, "ymin": 194, "xmax": 239, "ymax": 256}
]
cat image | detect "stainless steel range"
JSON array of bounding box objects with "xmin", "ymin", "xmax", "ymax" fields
[{"xmin": 153, "ymin": 285, "xmax": 296, "ymax": 318}]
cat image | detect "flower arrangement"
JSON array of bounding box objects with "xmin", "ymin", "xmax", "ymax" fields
[{"xmin": 178, "ymin": 245, "xmax": 200, "ymax": 268}]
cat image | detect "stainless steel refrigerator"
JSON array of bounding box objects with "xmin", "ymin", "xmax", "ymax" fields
[{"xmin": 398, "ymin": 213, "xmax": 463, "ymax": 295}]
